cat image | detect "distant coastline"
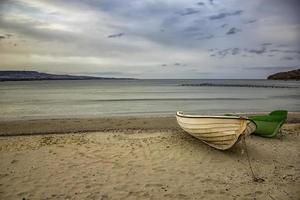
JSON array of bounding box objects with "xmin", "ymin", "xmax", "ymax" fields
[
  {"xmin": 0, "ymin": 71, "xmax": 134, "ymax": 81},
  {"xmin": 267, "ymin": 69, "xmax": 300, "ymax": 80}
]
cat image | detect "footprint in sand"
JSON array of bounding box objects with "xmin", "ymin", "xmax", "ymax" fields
[
  {"xmin": 10, "ymin": 159, "xmax": 18, "ymax": 164},
  {"xmin": 164, "ymin": 193, "xmax": 188, "ymax": 199},
  {"xmin": 152, "ymin": 167, "xmax": 167, "ymax": 172},
  {"xmin": 85, "ymin": 185, "xmax": 91, "ymax": 189},
  {"xmin": 255, "ymin": 191, "xmax": 263, "ymax": 195},
  {"xmin": 0, "ymin": 173, "xmax": 9, "ymax": 178},
  {"xmin": 176, "ymin": 194, "xmax": 188, "ymax": 199},
  {"xmin": 101, "ymin": 194, "xmax": 109, "ymax": 200},
  {"xmin": 204, "ymin": 189, "xmax": 216, "ymax": 194},
  {"xmin": 145, "ymin": 183, "xmax": 163, "ymax": 188}
]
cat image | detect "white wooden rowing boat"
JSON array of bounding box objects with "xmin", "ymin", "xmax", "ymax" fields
[{"xmin": 176, "ymin": 112, "xmax": 256, "ymax": 150}]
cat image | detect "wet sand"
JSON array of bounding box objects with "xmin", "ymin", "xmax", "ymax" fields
[
  {"xmin": 0, "ymin": 115, "xmax": 299, "ymax": 199},
  {"xmin": 1, "ymin": 112, "xmax": 300, "ymax": 136}
]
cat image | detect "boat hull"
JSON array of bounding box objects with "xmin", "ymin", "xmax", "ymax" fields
[
  {"xmin": 251, "ymin": 120, "xmax": 281, "ymax": 137},
  {"xmin": 249, "ymin": 110, "xmax": 287, "ymax": 138},
  {"xmin": 176, "ymin": 112, "xmax": 256, "ymax": 150}
]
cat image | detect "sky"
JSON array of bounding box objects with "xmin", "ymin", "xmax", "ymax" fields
[{"xmin": 0, "ymin": 0, "xmax": 299, "ymax": 79}]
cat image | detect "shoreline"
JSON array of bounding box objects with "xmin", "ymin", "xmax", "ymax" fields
[{"xmin": 1, "ymin": 112, "xmax": 300, "ymax": 136}]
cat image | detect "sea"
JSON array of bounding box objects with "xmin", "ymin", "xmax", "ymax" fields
[{"xmin": 0, "ymin": 79, "xmax": 299, "ymax": 121}]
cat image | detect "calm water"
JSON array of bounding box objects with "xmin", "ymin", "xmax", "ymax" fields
[{"xmin": 0, "ymin": 79, "xmax": 299, "ymax": 120}]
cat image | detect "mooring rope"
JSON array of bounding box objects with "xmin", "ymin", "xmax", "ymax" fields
[{"xmin": 242, "ymin": 136, "xmax": 265, "ymax": 182}]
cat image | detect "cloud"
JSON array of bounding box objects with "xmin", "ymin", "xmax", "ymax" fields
[
  {"xmin": 208, "ymin": 48, "xmax": 216, "ymax": 52},
  {"xmin": 179, "ymin": 8, "xmax": 200, "ymax": 16},
  {"xmin": 286, "ymin": 50, "xmax": 300, "ymax": 54},
  {"xmin": 269, "ymin": 49, "xmax": 300, "ymax": 54},
  {"xmin": 0, "ymin": 14, "xmax": 80, "ymax": 43},
  {"xmin": 261, "ymin": 42, "xmax": 272, "ymax": 46},
  {"xmin": 244, "ymin": 19, "xmax": 257, "ymax": 24},
  {"xmin": 202, "ymin": 35, "xmax": 214, "ymax": 39},
  {"xmin": 0, "ymin": 33, "xmax": 13, "ymax": 40},
  {"xmin": 226, "ymin": 27, "xmax": 241, "ymax": 35},
  {"xmin": 210, "ymin": 46, "xmax": 269, "ymax": 58},
  {"xmin": 247, "ymin": 66, "xmax": 298, "ymax": 71},
  {"xmin": 87, "ymin": 71, "xmax": 129, "ymax": 77},
  {"xmin": 276, "ymin": 44, "xmax": 289, "ymax": 48},
  {"xmin": 214, "ymin": 48, "xmax": 240, "ymax": 57},
  {"xmin": 183, "ymin": 26, "xmax": 202, "ymax": 33},
  {"xmin": 107, "ymin": 33, "xmax": 124, "ymax": 38},
  {"xmin": 231, "ymin": 48, "xmax": 240, "ymax": 55},
  {"xmin": 248, "ymin": 47, "xmax": 267, "ymax": 54},
  {"xmin": 281, "ymin": 56, "xmax": 294, "ymax": 60},
  {"xmin": 209, "ymin": 10, "xmax": 243, "ymax": 20},
  {"xmin": 196, "ymin": 2, "xmax": 205, "ymax": 6},
  {"xmin": 216, "ymin": 48, "xmax": 231, "ymax": 57},
  {"xmin": 0, "ymin": 0, "xmax": 300, "ymax": 78}
]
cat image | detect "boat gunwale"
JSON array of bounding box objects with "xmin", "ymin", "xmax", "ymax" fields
[
  {"xmin": 176, "ymin": 111, "xmax": 257, "ymax": 131},
  {"xmin": 177, "ymin": 111, "xmax": 245, "ymax": 119}
]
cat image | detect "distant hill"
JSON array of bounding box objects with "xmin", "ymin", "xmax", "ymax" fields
[
  {"xmin": 0, "ymin": 71, "xmax": 134, "ymax": 81},
  {"xmin": 267, "ymin": 69, "xmax": 300, "ymax": 80}
]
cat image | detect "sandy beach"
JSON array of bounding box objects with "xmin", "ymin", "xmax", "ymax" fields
[
  {"xmin": 0, "ymin": 115, "xmax": 299, "ymax": 200},
  {"xmin": 1, "ymin": 0, "xmax": 300, "ymax": 199}
]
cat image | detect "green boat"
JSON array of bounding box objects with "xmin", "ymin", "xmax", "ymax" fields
[{"xmin": 248, "ymin": 110, "xmax": 288, "ymax": 138}]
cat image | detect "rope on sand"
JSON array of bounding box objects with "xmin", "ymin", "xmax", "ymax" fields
[{"xmin": 242, "ymin": 136, "xmax": 265, "ymax": 183}]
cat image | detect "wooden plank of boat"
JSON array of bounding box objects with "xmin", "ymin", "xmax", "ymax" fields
[{"xmin": 176, "ymin": 112, "xmax": 257, "ymax": 150}]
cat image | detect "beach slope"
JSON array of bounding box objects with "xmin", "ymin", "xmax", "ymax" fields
[{"xmin": 0, "ymin": 116, "xmax": 299, "ymax": 199}]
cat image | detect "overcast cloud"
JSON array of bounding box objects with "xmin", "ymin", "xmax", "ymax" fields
[{"xmin": 0, "ymin": 0, "xmax": 299, "ymax": 78}]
